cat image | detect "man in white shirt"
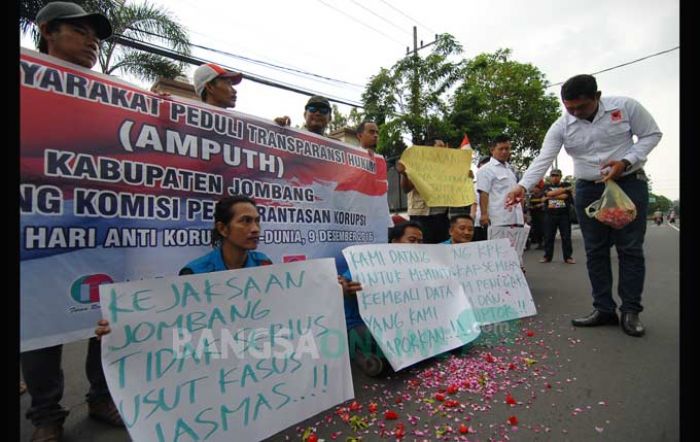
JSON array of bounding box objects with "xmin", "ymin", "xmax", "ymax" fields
[
  {"xmin": 477, "ymin": 135, "xmax": 524, "ymax": 229},
  {"xmin": 505, "ymin": 74, "xmax": 662, "ymax": 337}
]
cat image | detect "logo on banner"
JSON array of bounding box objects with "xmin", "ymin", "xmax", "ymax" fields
[
  {"xmin": 70, "ymin": 274, "xmax": 114, "ymax": 304},
  {"xmin": 283, "ymin": 255, "xmax": 307, "ymax": 263}
]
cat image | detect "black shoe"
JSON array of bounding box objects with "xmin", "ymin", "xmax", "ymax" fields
[
  {"xmin": 571, "ymin": 310, "xmax": 619, "ymax": 327},
  {"xmin": 621, "ymin": 312, "xmax": 645, "ymax": 337}
]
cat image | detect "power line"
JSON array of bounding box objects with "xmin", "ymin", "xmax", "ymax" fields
[
  {"xmin": 548, "ymin": 46, "xmax": 679, "ymax": 88},
  {"xmin": 127, "ymin": 27, "xmax": 365, "ymax": 89},
  {"xmin": 316, "ymin": 0, "xmax": 405, "ymax": 47},
  {"xmin": 113, "ymin": 34, "xmax": 365, "ymax": 107},
  {"xmin": 348, "ymin": 0, "xmax": 411, "ymax": 37},
  {"xmin": 376, "ymin": 0, "xmax": 437, "ymax": 35}
]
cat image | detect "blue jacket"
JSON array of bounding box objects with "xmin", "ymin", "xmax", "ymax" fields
[{"xmin": 179, "ymin": 249, "xmax": 272, "ymax": 275}]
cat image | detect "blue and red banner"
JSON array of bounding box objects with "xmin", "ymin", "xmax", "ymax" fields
[{"xmin": 20, "ymin": 48, "xmax": 390, "ymax": 351}]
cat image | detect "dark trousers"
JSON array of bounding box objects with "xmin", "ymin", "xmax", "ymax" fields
[
  {"xmin": 543, "ymin": 210, "xmax": 573, "ymax": 260},
  {"xmin": 574, "ymin": 173, "xmax": 648, "ymax": 314},
  {"xmin": 472, "ymin": 226, "xmax": 488, "ymax": 242},
  {"xmin": 21, "ymin": 338, "xmax": 110, "ymax": 427},
  {"xmin": 410, "ymin": 213, "xmax": 450, "ymax": 244},
  {"xmin": 529, "ymin": 210, "xmax": 545, "ymax": 245}
]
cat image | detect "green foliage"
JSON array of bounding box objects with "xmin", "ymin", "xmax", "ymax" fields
[
  {"xmin": 448, "ymin": 49, "xmax": 561, "ymax": 168},
  {"xmin": 362, "ymin": 37, "xmax": 560, "ymax": 168},
  {"xmin": 648, "ymin": 193, "xmax": 673, "ymax": 214}
]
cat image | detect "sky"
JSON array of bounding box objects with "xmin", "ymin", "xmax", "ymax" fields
[{"xmin": 21, "ymin": 0, "xmax": 680, "ymax": 200}]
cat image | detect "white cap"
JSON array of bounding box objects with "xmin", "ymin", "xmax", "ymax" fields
[{"xmin": 193, "ymin": 63, "xmax": 242, "ymax": 98}]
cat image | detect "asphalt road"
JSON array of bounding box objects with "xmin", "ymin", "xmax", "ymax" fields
[{"xmin": 20, "ymin": 221, "xmax": 679, "ymax": 441}]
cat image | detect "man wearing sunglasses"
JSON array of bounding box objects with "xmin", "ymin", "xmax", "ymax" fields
[
  {"xmin": 301, "ymin": 95, "xmax": 333, "ymax": 135},
  {"xmin": 274, "ymin": 95, "xmax": 332, "ymax": 136}
]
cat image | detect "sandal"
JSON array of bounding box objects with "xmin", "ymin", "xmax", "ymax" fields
[{"xmin": 88, "ymin": 399, "xmax": 125, "ymax": 427}]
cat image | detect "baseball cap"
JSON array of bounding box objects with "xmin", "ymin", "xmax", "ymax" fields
[
  {"xmin": 550, "ymin": 169, "xmax": 562, "ymax": 176},
  {"xmin": 193, "ymin": 63, "xmax": 243, "ymax": 98},
  {"xmin": 36, "ymin": 2, "xmax": 112, "ymax": 40},
  {"xmin": 306, "ymin": 95, "xmax": 331, "ymax": 108}
]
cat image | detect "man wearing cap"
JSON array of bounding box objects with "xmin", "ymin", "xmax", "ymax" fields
[
  {"xmin": 302, "ymin": 95, "xmax": 333, "ymax": 135},
  {"xmin": 540, "ymin": 169, "xmax": 575, "ymax": 264},
  {"xmin": 505, "ymin": 74, "xmax": 662, "ymax": 337},
  {"xmin": 22, "ymin": 3, "xmax": 124, "ymax": 441},
  {"xmin": 274, "ymin": 95, "xmax": 333, "ymax": 136},
  {"xmin": 193, "ymin": 63, "xmax": 242, "ymax": 109}
]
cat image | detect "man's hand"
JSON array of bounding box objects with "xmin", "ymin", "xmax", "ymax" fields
[
  {"xmin": 95, "ymin": 319, "xmax": 111, "ymax": 340},
  {"xmin": 479, "ymin": 214, "xmax": 490, "ymax": 227},
  {"xmin": 274, "ymin": 116, "xmax": 291, "ymax": 126},
  {"xmin": 505, "ymin": 185, "xmax": 526, "ymax": 209},
  {"xmin": 338, "ymin": 275, "xmax": 363, "ymax": 297},
  {"xmin": 599, "ymin": 160, "xmax": 626, "ymax": 182},
  {"xmin": 395, "ymin": 161, "xmax": 406, "ymax": 174}
]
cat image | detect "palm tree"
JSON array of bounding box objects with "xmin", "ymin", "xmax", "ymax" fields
[{"xmin": 20, "ymin": 0, "xmax": 191, "ymax": 82}]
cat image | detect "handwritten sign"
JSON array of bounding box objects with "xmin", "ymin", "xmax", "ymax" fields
[
  {"xmin": 400, "ymin": 146, "xmax": 474, "ymax": 207},
  {"xmin": 487, "ymin": 225, "xmax": 531, "ymax": 264},
  {"xmin": 451, "ymin": 239, "xmax": 536, "ymax": 325},
  {"xmin": 343, "ymin": 244, "xmax": 480, "ymax": 371},
  {"xmin": 99, "ymin": 259, "xmax": 352, "ymax": 442}
]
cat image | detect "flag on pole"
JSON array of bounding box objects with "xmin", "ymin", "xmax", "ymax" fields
[{"xmin": 460, "ymin": 133, "xmax": 472, "ymax": 150}]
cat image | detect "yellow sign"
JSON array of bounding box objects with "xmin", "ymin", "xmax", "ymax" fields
[{"xmin": 400, "ymin": 146, "xmax": 474, "ymax": 207}]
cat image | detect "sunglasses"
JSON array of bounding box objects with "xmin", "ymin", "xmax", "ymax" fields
[{"xmin": 306, "ymin": 105, "xmax": 331, "ymax": 115}]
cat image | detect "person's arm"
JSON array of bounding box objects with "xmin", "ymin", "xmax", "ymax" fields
[
  {"xmin": 479, "ymin": 190, "xmax": 490, "ymax": 227},
  {"xmin": 621, "ymin": 98, "xmax": 663, "ymax": 167},
  {"xmin": 516, "ymin": 120, "xmax": 566, "ymax": 194},
  {"xmin": 395, "ymin": 161, "xmax": 415, "ymax": 193},
  {"xmin": 337, "ymin": 275, "xmax": 363, "ymax": 297}
]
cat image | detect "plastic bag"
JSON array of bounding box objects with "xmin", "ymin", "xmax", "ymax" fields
[{"xmin": 584, "ymin": 180, "xmax": 637, "ymax": 229}]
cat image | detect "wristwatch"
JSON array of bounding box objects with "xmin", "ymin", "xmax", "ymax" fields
[{"xmin": 621, "ymin": 159, "xmax": 632, "ymax": 171}]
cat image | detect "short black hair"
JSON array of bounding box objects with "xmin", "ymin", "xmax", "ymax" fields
[
  {"xmin": 388, "ymin": 221, "xmax": 422, "ymax": 243},
  {"xmin": 211, "ymin": 195, "xmax": 258, "ymax": 248},
  {"xmin": 490, "ymin": 134, "xmax": 510, "ymax": 148},
  {"xmin": 449, "ymin": 214, "xmax": 474, "ymax": 226},
  {"xmin": 356, "ymin": 120, "xmax": 377, "ymax": 134},
  {"xmin": 561, "ymin": 74, "xmax": 598, "ymax": 100}
]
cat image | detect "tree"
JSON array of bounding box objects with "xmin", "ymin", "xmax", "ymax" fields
[
  {"xmin": 20, "ymin": 0, "xmax": 191, "ymax": 82},
  {"xmin": 328, "ymin": 105, "xmax": 364, "ymax": 133},
  {"xmin": 648, "ymin": 193, "xmax": 673, "ymax": 215},
  {"xmin": 447, "ymin": 49, "xmax": 561, "ymax": 169},
  {"xmin": 362, "ymin": 34, "xmax": 466, "ymax": 157}
]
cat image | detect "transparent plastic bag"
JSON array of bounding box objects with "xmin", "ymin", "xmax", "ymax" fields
[{"xmin": 584, "ymin": 180, "xmax": 637, "ymax": 229}]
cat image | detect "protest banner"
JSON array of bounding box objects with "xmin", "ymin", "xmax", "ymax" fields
[
  {"xmin": 487, "ymin": 225, "xmax": 531, "ymax": 264},
  {"xmin": 450, "ymin": 239, "xmax": 536, "ymax": 325},
  {"xmin": 342, "ymin": 239, "xmax": 536, "ymax": 370},
  {"xmin": 20, "ymin": 48, "xmax": 389, "ymax": 351},
  {"xmin": 100, "ymin": 258, "xmax": 352, "ymax": 442},
  {"xmin": 399, "ymin": 146, "xmax": 474, "ymax": 207},
  {"xmin": 342, "ymin": 244, "xmax": 479, "ymax": 371}
]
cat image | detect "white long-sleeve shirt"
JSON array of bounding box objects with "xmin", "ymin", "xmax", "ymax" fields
[
  {"xmin": 519, "ymin": 96, "xmax": 662, "ymax": 191},
  {"xmin": 477, "ymin": 157, "xmax": 524, "ymax": 226}
]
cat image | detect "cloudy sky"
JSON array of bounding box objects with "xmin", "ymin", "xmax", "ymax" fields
[{"xmin": 21, "ymin": 0, "xmax": 679, "ymax": 199}]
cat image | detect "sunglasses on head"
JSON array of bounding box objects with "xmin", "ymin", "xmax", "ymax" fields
[{"xmin": 306, "ymin": 105, "xmax": 330, "ymax": 115}]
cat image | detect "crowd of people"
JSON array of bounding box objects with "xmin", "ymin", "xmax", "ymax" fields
[{"xmin": 21, "ymin": 2, "xmax": 663, "ymax": 440}]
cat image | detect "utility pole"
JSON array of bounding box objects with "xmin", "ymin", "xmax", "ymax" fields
[{"xmin": 405, "ymin": 26, "xmax": 439, "ymax": 144}]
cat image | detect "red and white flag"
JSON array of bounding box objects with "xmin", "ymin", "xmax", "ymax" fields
[{"xmin": 460, "ymin": 133, "xmax": 472, "ymax": 150}]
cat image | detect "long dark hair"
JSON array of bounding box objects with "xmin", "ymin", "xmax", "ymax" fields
[{"xmin": 211, "ymin": 195, "xmax": 258, "ymax": 248}]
